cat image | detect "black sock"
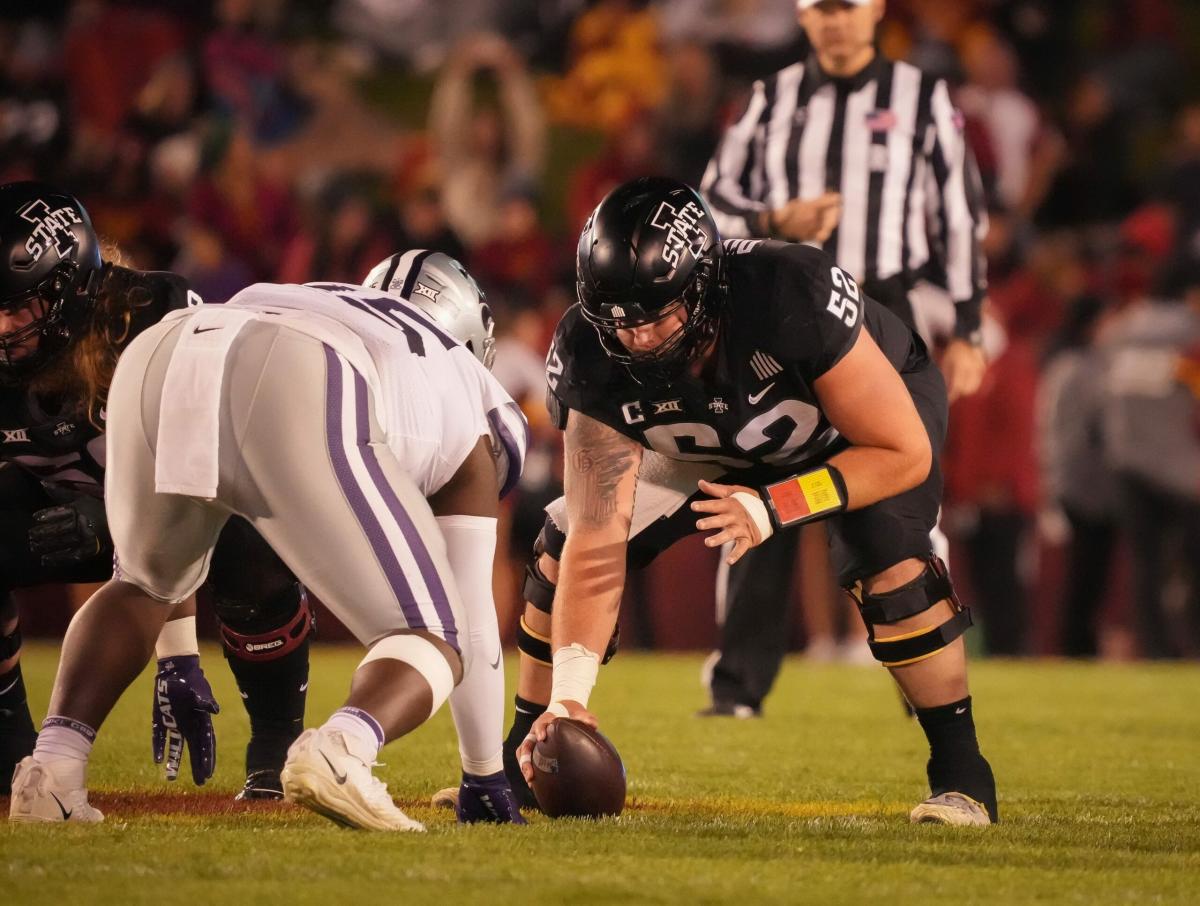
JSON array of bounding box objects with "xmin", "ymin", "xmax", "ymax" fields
[
  {"xmin": 502, "ymin": 694, "xmax": 546, "ymax": 809},
  {"xmin": 506, "ymin": 694, "xmax": 546, "ymax": 742},
  {"xmin": 915, "ymin": 696, "xmax": 998, "ymax": 821},
  {"xmin": 0, "ymin": 664, "xmax": 38, "ymax": 795},
  {"xmin": 0, "ymin": 663, "xmax": 34, "ymax": 725},
  {"xmin": 224, "ymin": 641, "xmax": 309, "ymax": 775}
]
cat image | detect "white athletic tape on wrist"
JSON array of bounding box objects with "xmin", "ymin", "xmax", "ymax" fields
[
  {"xmin": 155, "ymin": 615, "xmax": 199, "ymax": 659},
  {"xmin": 549, "ymin": 642, "xmax": 601, "ymax": 711},
  {"xmin": 360, "ymin": 633, "xmax": 457, "ymax": 719},
  {"xmin": 731, "ymin": 491, "xmax": 774, "ymax": 543}
]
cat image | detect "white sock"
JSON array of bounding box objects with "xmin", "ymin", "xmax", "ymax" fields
[
  {"xmin": 439, "ymin": 515, "xmax": 505, "ymax": 777},
  {"xmin": 33, "ymin": 716, "xmax": 96, "ymax": 789},
  {"xmin": 322, "ymin": 707, "xmax": 384, "ymax": 764}
]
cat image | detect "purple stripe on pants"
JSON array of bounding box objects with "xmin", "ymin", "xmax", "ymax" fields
[
  {"xmin": 322, "ymin": 345, "xmax": 427, "ymax": 635},
  {"xmin": 350, "ymin": 368, "xmax": 459, "ymax": 651}
]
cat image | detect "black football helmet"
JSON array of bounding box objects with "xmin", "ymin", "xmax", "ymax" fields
[
  {"xmin": 576, "ymin": 177, "xmax": 725, "ymax": 380},
  {"xmin": 0, "ymin": 181, "xmax": 103, "ymax": 380}
]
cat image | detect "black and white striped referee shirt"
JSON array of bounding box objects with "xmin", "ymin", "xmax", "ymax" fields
[{"xmin": 701, "ymin": 55, "xmax": 988, "ymax": 335}]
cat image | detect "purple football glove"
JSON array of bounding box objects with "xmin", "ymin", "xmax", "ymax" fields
[{"xmin": 152, "ymin": 655, "xmax": 219, "ymax": 785}]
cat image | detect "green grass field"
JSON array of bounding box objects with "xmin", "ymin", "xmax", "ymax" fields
[{"xmin": 4, "ymin": 643, "xmax": 1199, "ymax": 905}]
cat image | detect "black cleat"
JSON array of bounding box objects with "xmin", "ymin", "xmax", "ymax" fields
[{"xmin": 236, "ymin": 768, "xmax": 284, "ymax": 801}]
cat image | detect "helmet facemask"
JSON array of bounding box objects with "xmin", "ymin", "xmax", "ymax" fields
[
  {"xmin": 581, "ymin": 255, "xmax": 724, "ymax": 384},
  {"xmin": 0, "ymin": 258, "xmax": 95, "ymax": 380}
]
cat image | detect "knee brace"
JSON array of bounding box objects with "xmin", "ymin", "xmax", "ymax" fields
[
  {"xmin": 522, "ymin": 543, "xmax": 556, "ymax": 615},
  {"xmin": 516, "ymin": 545, "xmax": 620, "ymax": 665},
  {"xmin": 216, "ymin": 582, "xmax": 314, "ymax": 662},
  {"xmin": 846, "ymin": 556, "xmax": 972, "ymax": 667},
  {"xmin": 516, "ymin": 614, "xmax": 552, "ymax": 665}
]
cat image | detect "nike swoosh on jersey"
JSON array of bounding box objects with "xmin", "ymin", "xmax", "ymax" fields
[
  {"xmin": 747, "ymin": 382, "xmax": 776, "ymax": 405},
  {"xmin": 192, "ymin": 325, "xmax": 222, "ymax": 334},
  {"xmin": 490, "ymin": 651, "xmax": 502, "ymax": 670}
]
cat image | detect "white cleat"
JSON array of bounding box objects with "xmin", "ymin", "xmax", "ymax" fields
[
  {"xmin": 909, "ymin": 792, "xmax": 992, "ymax": 826},
  {"xmin": 8, "ymin": 757, "xmax": 104, "ymax": 824},
  {"xmin": 280, "ymin": 728, "xmax": 424, "ymax": 832},
  {"xmin": 431, "ymin": 786, "xmax": 459, "ymax": 810}
]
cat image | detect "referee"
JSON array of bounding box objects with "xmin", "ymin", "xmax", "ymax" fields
[{"xmin": 698, "ymin": 0, "xmax": 989, "ymax": 715}]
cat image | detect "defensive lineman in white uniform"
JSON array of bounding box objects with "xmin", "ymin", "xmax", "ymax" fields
[{"xmin": 9, "ymin": 251, "xmax": 529, "ymax": 830}]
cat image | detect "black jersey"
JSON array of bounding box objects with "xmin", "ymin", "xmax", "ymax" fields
[
  {"xmin": 0, "ymin": 269, "xmax": 197, "ymax": 496},
  {"xmin": 547, "ymin": 240, "xmax": 926, "ymax": 472}
]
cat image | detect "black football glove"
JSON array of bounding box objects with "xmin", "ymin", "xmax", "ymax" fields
[{"xmin": 28, "ymin": 495, "xmax": 111, "ymax": 566}]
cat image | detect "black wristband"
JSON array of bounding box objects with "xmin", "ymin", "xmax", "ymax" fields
[{"xmin": 759, "ymin": 463, "xmax": 849, "ymax": 531}]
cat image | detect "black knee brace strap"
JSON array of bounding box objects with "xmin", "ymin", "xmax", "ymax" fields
[
  {"xmin": 517, "ymin": 616, "xmax": 552, "ymax": 665},
  {"xmin": 522, "ymin": 557, "xmax": 556, "ymax": 615},
  {"xmin": 519, "ymin": 537, "xmax": 621, "ymax": 665},
  {"xmin": 0, "ymin": 627, "xmax": 21, "ymax": 661},
  {"xmin": 848, "ymin": 557, "xmax": 973, "ymax": 667}
]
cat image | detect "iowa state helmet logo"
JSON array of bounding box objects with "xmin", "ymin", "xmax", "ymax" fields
[
  {"xmin": 18, "ymin": 199, "xmax": 82, "ymax": 266},
  {"xmin": 650, "ymin": 199, "xmax": 708, "ymax": 269}
]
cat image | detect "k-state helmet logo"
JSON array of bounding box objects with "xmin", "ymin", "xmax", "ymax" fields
[
  {"xmin": 18, "ymin": 199, "xmax": 82, "ymax": 266},
  {"xmin": 650, "ymin": 200, "xmax": 708, "ymax": 269}
]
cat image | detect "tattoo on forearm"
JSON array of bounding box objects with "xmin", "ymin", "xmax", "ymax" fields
[{"xmin": 568, "ymin": 416, "xmax": 636, "ymax": 528}]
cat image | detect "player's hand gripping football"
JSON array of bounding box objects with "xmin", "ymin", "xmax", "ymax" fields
[
  {"xmin": 691, "ymin": 478, "xmax": 766, "ymax": 565},
  {"xmin": 516, "ymin": 700, "xmax": 597, "ymax": 785},
  {"xmin": 152, "ymin": 655, "xmax": 220, "ymax": 785}
]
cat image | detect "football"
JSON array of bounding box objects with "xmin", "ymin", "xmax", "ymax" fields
[{"xmin": 531, "ymin": 718, "xmax": 626, "ymax": 818}]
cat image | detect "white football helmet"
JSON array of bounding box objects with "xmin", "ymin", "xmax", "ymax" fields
[{"xmin": 363, "ymin": 250, "xmax": 496, "ymax": 369}]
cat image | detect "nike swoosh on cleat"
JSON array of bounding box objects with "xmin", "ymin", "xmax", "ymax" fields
[
  {"xmin": 748, "ymin": 382, "xmax": 775, "ymax": 405},
  {"xmin": 49, "ymin": 792, "xmax": 73, "ymax": 820},
  {"xmin": 320, "ymin": 751, "xmax": 348, "ymax": 784}
]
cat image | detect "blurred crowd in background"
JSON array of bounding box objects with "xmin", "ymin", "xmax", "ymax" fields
[{"xmin": 3, "ymin": 0, "xmax": 1200, "ymax": 660}]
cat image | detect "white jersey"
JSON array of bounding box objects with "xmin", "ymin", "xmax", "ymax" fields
[{"xmin": 166, "ymin": 282, "xmax": 528, "ymax": 498}]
